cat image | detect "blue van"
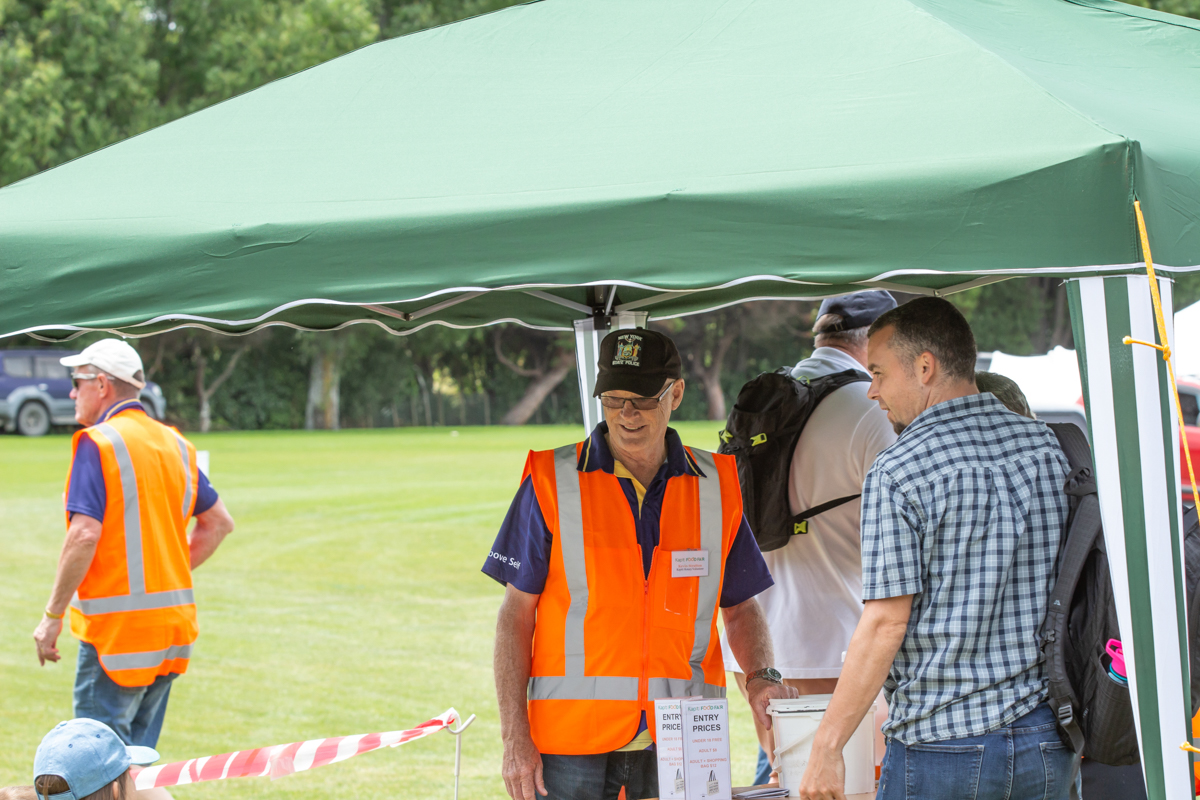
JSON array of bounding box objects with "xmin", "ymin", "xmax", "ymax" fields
[{"xmin": 0, "ymin": 349, "xmax": 167, "ymax": 436}]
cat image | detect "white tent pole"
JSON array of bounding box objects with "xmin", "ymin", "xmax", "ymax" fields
[
  {"xmin": 1068, "ymin": 275, "xmax": 1193, "ymax": 800},
  {"xmin": 573, "ymin": 304, "xmax": 649, "ymax": 434}
]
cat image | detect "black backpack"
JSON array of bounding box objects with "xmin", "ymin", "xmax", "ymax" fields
[
  {"xmin": 1042, "ymin": 422, "xmax": 1200, "ymax": 765},
  {"xmin": 717, "ymin": 368, "xmax": 869, "ymax": 552}
]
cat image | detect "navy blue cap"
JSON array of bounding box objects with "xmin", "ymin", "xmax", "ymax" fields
[
  {"xmin": 34, "ymin": 720, "xmax": 158, "ymax": 800},
  {"xmin": 815, "ymin": 290, "xmax": 897, "ymax": 331}
]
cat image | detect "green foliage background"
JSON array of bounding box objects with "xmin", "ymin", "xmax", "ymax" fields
[{"xmin": 3, "ymin": 0, "xmax": 1199, "ymax": 431}]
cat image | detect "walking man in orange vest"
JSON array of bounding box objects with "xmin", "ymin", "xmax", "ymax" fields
[
  {"xmin": 32, "ymin": 339, "xmax": 235, "ymax": 748},
  {"xmin": 485, "ymin": 328, "xmax": 796, "ymax": 800}
]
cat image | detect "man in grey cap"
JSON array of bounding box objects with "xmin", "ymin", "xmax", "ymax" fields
[
  {"xmin": 721, "ymin": 290, "xmax": 899, "ymax": 784},
  {"xmin": 32, "ymin": 339, "xmax": 234, "ymax": 750}
]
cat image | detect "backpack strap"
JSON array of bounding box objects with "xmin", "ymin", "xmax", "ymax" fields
[
  {"xmin": 1048, "ymin": 422, "xmax": 1093, "ymax": 474},
  {"xmin": 789, "ymin": 494, "xmax": 861, "ymax": 535},
  {"xmin": 782, "ymin": 368, "xmax": 870, "ymax": 536},
  {"xmin": 1043, "ymin": 422, "xmax": 1100, "ymax": 755}
]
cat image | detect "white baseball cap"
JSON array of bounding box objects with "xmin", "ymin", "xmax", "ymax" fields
[{"xmin": 60, "ymin": 340, "xmax": 146, "ymax": 389}]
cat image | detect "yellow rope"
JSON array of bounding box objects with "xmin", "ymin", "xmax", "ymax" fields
[{"xmin": 1125, "ymin": 200, "xmax": 1200, "ymax": 515}]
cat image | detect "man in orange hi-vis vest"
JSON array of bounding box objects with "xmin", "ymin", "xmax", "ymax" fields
[
  {"xmin": 485, "ymin": 328, "xmax": 797, "ymax": 800},
  {"xmin": 32, "ymin": 339, "xmax": 234, "ymax": 749}
]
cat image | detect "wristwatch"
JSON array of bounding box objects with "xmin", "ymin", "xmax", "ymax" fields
[{"xmin": 746, "ymin": 667, "xmax": 783, "ymax": 686}]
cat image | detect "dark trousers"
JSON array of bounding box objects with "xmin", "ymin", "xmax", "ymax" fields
[{"xmin": 542, "ymin": 751, "xmax": 659, "ymax": 800}]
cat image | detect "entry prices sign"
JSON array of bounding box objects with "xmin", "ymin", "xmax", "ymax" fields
[
  {"xmin": 682, "ymin": 698, "xmax": 731, "ymax": 800},
  {"xmin": 654, "ymin": 698, "xmax": 689, "ymax": 800}
]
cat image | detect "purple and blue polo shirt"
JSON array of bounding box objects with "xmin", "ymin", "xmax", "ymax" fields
[{"xmin": 66, "ymin": 400, "xmax": 218, "ymax": 523}]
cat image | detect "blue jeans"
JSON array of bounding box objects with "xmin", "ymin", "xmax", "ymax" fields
[
  {"xmin": 541, "ymin": 751, "xmax": 658, "ymax": 800},
  {"xmin": 754, "ymin": 747, "xmax": 772, "ymax": 785},
  {"xmin": 74, "ymin": 641, "xmax": 177, "ymax": 748},
  {"xmin": 877, "ymin": 703, "xmax": 1075, "ymax": 800}
]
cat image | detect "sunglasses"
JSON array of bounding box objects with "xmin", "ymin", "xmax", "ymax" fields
[
  {"xmin": 599, "ymin": 381, "xmax": 676, "ymax": 411},
  {"xmin": 70, "ymin": 372, "xmax": 100, "ymax": 389}
]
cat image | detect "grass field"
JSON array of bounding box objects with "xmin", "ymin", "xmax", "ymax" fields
[{"xmin": 0, "ymin": 423, "xmax": 766, "ymax": 798}]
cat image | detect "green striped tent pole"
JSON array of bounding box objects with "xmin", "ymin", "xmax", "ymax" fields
[{"xmin": 1068, "ymin": 275, "xmax": 1193, "ymax": 799}]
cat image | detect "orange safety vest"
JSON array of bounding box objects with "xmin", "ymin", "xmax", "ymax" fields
[
  {"xmin": 524, "ymin": 440, "xmax": 742, "ymax": 755},
  {"xmin": 65, "ymin": 407, "xmax": 200, "ymax": 688}
]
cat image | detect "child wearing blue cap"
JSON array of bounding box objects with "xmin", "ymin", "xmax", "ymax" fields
[{"xmin": 31, "ymin": 719, "xmax": 162, "ymax": 800}]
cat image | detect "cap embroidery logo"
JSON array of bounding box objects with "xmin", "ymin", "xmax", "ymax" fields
[{"xmin": 612, "ymin": 334, "xmax": 643, "ymax": 367}]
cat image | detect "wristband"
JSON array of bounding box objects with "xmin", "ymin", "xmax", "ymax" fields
[{"xmin": 44, "ymin": 608, "xmax": 65, "ymax": 620}]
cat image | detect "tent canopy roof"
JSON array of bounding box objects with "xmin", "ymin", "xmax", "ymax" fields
[{"xmin": 3, "ymin": 0, "xmax": 1199, "ymax": 339}]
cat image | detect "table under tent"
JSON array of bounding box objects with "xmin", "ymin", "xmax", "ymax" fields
[{"xmin": 2, "ymin": 0, "xmax": 1199, "ymax": 795}]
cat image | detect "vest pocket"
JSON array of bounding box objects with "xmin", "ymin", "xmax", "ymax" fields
[{"xmin": 651, "ymin": 557, "xmax": 697, "ymax": 632}]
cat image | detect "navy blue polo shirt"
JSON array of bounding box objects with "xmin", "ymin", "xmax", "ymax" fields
[
  {"xmin": 482, "ymin": 422, "xmax": 772, "ymax": 606},
  {"xmin": 66, "ymin": 400, "xmax": 219, "ymax": 522}
]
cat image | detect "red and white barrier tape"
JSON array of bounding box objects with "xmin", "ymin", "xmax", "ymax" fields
[{"xmin": 131, "ymin": 708, "xmax": 459, "ymax": 789}]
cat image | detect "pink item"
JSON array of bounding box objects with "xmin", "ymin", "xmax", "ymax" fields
[{"xmin": 1106, "ymin": 639, "xmax": 1127, "ymax": 678}]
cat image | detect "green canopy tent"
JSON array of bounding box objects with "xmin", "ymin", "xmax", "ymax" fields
[{"xmin": 2, "ymin": 0, "xmax": 1199, "ymax": 795}]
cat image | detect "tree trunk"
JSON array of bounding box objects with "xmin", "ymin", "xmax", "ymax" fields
[
  {"xmin": 703, "ymin": 376, "xmax": 727, "ymax": 421},
  {"xmin": 415, "ymin": 370, "xmax": 433, "ymax": 426},
  {"xmin": 194, "ymin": 345, "xmax": 211, "ymax": 434},
  {"xmin": 194, "ymin": 340, "xmax": 247, "ymax": 433},
  {"xmin": 501, "ymin": 351, "xmax": 575, "ymax": 425},
  {"xmin": 686, "ymin": 322, "xmax": 738, "ymax": 421},
  {"xmin": 305, "ymin": 348, "xmax": 341, "ymax": 430}
]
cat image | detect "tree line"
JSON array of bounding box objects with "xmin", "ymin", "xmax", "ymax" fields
[
  {"xmin": 3, "ymin": 0, "xmax": 1198, "ymax": 431},
  {"xmin": 11, "ymin": 280, "xmax": 1194, "ymax": 433}
]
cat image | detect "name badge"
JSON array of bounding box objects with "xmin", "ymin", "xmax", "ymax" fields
[{"xmin": 671, "ymin": 549, "xmax": 709, "ymax": 578}]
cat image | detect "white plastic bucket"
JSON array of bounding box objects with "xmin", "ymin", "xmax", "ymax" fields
[{"xmin": 769, "ymin": 695, "xmax": 876, "ymax": 799}]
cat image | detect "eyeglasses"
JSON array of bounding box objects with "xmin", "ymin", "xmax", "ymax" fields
[
  {"xmin": 599, "ymin": 381, "xmax": 676, "ymax": 411},
  {"xmin": 70, "ymin": 372, "xmax": 99, "ymax": 389}
]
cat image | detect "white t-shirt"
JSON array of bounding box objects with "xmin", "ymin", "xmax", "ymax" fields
[{"xmin": 722, "ymin": 347, "xmax": 896, "ymax": 678}]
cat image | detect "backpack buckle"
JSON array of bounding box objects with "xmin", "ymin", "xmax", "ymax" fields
[
  {"xmin": 1064, "ymin": 466, "xmax": 1095, "ymax": 497},
  {"xmin": 793, "ymin": 520, "xmax": 808, "ymax": 535},
  {"xmin": 750, "ymin": 433, "xmax": 768, "ymax": 446},
  {"xmin": 1057, "ymin": 704, "xmax": 1074, "ymax": 726}
]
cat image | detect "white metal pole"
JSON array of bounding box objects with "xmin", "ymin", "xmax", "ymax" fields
[{"xmin": 573, "ymin": 310, "xmax": 649, "ymax": 435}]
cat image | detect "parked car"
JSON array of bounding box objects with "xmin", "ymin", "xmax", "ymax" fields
[
  {"xmin": 1030, "ymin": 381, "xmax": 1200, "ymax": 504},
  {"xmin": 1176, "ymin": 377, "xmax": 1200, "ymax": 504},
  {"xmin": 977, "ymin": 350, "xmax": 1200, "ymax": 503},
  {"xmin": 0, "ymin": 349, "xmax": 166, "ymax": 436}
]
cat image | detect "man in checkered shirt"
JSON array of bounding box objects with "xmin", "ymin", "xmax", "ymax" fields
[{"xmin": 798, "ymin": 297, "xmax": 1073, "ymax": 800}]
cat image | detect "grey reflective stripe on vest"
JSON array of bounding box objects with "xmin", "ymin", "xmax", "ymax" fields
[
  {"xmin": 553, "ymin": 444, "xmax": 589, "ymax": 679},
  {"xmin": 527, "ymin": 675, "xmax": 639, "ymax": 701},
  {"xmin": 100, "ymin": 644, "xmax": 193, "ymax": 672},
  {"xmin": 92, "ymin": 423, "xmax": 145, "ymax": 594},
  {"xmin": 687, "ymin": 448, "xmax": 725, "ymax": 688},
  {"xmin": 173, "ymin": 433, "xmax": 194, "ymax": 520},
  {"xmin": 71, "ymin": 588, "xmax": 195, "ymax": 616},
  {"xmin": 647, "ymin": 677, "xmax": 726, "ymax": 700}
]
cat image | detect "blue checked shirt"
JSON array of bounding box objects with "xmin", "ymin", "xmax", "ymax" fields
[{"xmin": 861, "ymin": 393, "xmax": 1070, "ymax": 744}]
